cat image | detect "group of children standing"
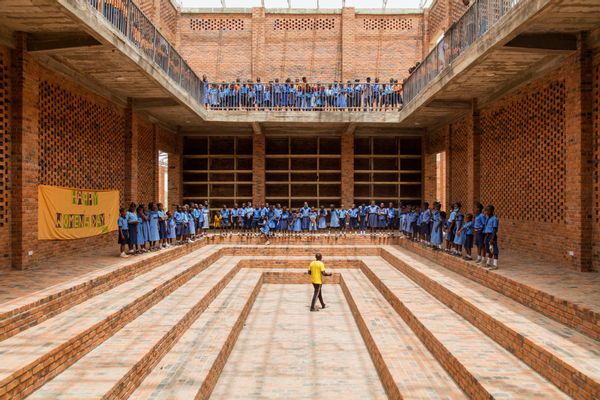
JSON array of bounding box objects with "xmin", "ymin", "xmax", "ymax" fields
[{"xmin": 117, "ymin": 201, "xmax": 211, "ymax": 258}]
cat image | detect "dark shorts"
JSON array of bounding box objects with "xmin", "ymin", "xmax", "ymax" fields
[
  {"xmin": 159, "ymin": 221, "xmax": 167, "ymax": 239},
  {"xmin": 475, "ymin": 230, "xmax": 484, "ymax": 248},
  {"xmin": 118, "ymin": 229, "xmax": 129, "ymax": 245},
  {"xmin": 484, "ymin": 233, "xmax": 499, "ymax": 256},
  {"xmin": 176, "ymin": 223, "xmax": 183, "ymax": 237},
  {"xmin": 464, "ymin": 234, "xmax": 474, "ymax": 249}
]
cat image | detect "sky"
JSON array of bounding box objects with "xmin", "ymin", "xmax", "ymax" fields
[{"xmin": 177, "ymin": 0, "xmax": 429, "ymax": 9}]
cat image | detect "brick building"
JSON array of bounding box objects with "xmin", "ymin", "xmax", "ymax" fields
[{"xmin": 0, "ymin": 0, "xmax": 599, "ymax": 274}]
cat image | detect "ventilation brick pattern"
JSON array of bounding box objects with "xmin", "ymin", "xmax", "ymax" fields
[
  {"xmin": 137, "ymin": 121, "xmax": 156, "ymax": 205},
  {"xmin": 0, "ymin": 48, "xmax": 8, "ymax": 229},
  {"xmin": 480, "ymin": 80, "xmax": 566, "ymax": 224},
  {"xmin": 272, "ymin": 18, "xmax": 336, "ymax": 31},
  {"xmin": 362, "ymin": 17, "xmax": 414, "ymax": 31},
  {"xmin": 38, "ymin": 80, "xmax": 126, "ymax": 202},
  {"xmin": 190, "ymin": 18, "xmax": 246, "ymax": 31},
  {"xmin": 592, "ymin": 51, "xmax": 600, "ymax": 270},
  {"xmin": 450, "ymin": 117, "xmax": 469, "ymax": 206}
]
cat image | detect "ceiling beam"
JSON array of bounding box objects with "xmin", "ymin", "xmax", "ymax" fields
[
  {"xmin": 503, "ymin": 33, "xmax": 577, "ymax": 54},
  {"xmin": 27, "ymin": 32, "xmax": 102, "ymax": 53},
  {"xmin": 132, "ymin": 98, "xmax": 181, "ymax": 109},
  {"xmin": 424, "ymin": 99, "xmax": 472, "ymax": 110}
]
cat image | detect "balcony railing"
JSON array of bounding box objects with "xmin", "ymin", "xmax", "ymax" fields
[
  {"xmin": 403, "ymin": 0, "xmax": 520, "ymax": 104},
  {"xmin": 205, "ymin": 82, "xmax": 403, "ymax": 112},
  {"xmin": 87, "ymin": 0, "xmax": 205, "ymax": 105}
]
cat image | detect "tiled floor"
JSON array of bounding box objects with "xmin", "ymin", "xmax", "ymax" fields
[{"xmin": 210, "ymin": 284, "xmax": 387, "ymax": 400}]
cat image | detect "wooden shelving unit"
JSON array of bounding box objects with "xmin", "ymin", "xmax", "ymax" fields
[
  {"xmin": 265, "ymin": 136, "xmax": 342, "ymax": 209},
  {"xmin": 353, "ymin": 136, "xmax": 422, "ymax": 206},
  {"xmin": 182, "ymin": 136, "xmax": 252, "ymax": 210}
]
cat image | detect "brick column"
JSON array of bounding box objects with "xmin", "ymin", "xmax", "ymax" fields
[
  {"xmin": 341, "ymin": 8, "xmax": 355, "ymax": 82},
  {"xmin": 124, "ymin": 104, "xmax": 139, "ymax": 203},
  {"xmin": 341, "ymin": 125, "xmax": 355, "ymax": 207},
  {"xmin": 422, "ymin": 10, "xmax": 430, "ymax": 58},
  {"xmin": 564, "ymin": 35, "xmax": 593, "ymax": 271},
  {"xmin": 251, "ymin": 7, "xmax": 266, "ymax": 79},
  {"xmin": 168, "ymin": 131, "xmax": 183, "ymax": 207},
  {"xmin": 252, "ymin": 123, "xmax": 265, "ymax": 205},
  {"xmin": 11, "ymin": 33, "xmax": 40, "ymax": 270},
  {"xmin": 467, "ymin": 100, "xmax": 481, "ymax": 211}
]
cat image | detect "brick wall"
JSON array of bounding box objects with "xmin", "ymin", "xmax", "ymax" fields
[
  {"xmin": 423, "ymin": 127, "xmax": 448, "ymax": 205},
  {"xmin": 0, "ymin": 45, "xmax": 10, "ymax": 270},
  {"xmin": 136, "ymin": 119, "xmax": 156, "ymax": 205},
  {"xmin": 159, "ymin": 0, "xmax": 178, "ymax": 42},
  {"xmin": 449, "ymin": 115, "xmax": 469, "ymax": 209},
  {"xmin": 593, "ymin": 48, "xmax": 600, "ymax": 271},
  {"xmin": 177, "ymin": 9, "xmax": 423, "ymax": 83}
]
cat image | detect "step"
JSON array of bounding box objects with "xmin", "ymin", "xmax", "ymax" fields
[
  {"xmin": 360, "ymin": 257, "xmax": 570, "ymax": 400},
  {"xmin": 340, "ymin": 269, "xmax": 467, "ymax": 399},
  {"xmin": 380, "ymin": 247, "xmax": 600, "ymax": 399},
  {"xmin": 393, "ymin": 240, "xmax": 600, "ymax": 340},
  {"xmin": 27, "ymin": 256, "xmax": 244, "ymax": 399},
  {"xmin": 0, "ymin": 241, "xmax": 209, "ymax": 341},
  {"xmin": 0, "ymin": 246, "xmax": 221, "ymax": 399},
  {"xmin": 129, "ymin": 269, "xmax": 262, "ymax": 400}
]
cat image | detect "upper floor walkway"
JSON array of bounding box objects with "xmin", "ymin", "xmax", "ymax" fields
[{"xmin": 0, "ymin": 0, "xmax": 599, "ymax": 132}]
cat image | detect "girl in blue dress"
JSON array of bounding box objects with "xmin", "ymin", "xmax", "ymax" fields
[
  {"xmin": 268, "ymin": 205, "xmax": 276, "ymax": 230},
  {"xmin": 318, "ymin": 206, "xmax": 328, "ymax": 230},
  {"xmin": 167, "ymin": 211, "xmax": 176, "ymax": 245},
  {"xmin": 367, "ymin": 201, "xmax": 379, "ymax": 232},
  {"xmin": 293, "ymin": 210, "xmax": 302, "ymax": 233},
  {"xmin": 301, "ymin": 202, "xmax": 311, "ymax": 231},
  {"xmin": 148, "ymin": 203, "xmax": 160, "ymax": 250},
  {"xmin": 378, "ymin": 203, "xmax": 387, "ymax": 229},
  {"xmin": 187, "ymin": 207, "xmax": 195, "ymax": 240},
  {"xmin": 453, "ymin": 204, "xmax": 465, "ymax": 255},
  {"xmin": 136, "ymin": 205, "xmax": 147, "ymax": 252},
  {"xmin": 329, "ymin": 205, "xmax": 339, "ymax": 229},
  {"xmin": 309, "ymin": 209, "xmax": 318, "ymax": 232},
  {"xmin": 430, "ymin": 204, "xmax": 442, "ymax": 248},
  {"xmin": 280, "ymin": 207, "xmax": 289, "ymax": 232},
  {"xmin": 336, "ymin": 83, "xmax": 347, "ymax": 110},
  {"xmin": 259, "ymin": 215, "xmax": 271, "ymax": 245}
]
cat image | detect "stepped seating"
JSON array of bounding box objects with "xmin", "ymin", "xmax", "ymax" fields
[{"xmin": 0, "ymin": 242, "xmax": 596, "ymax": 399}]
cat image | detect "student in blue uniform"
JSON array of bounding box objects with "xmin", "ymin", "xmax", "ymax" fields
[
  {"xmin": 359, "ymin": 203, "xmax": 368, "ymax": 233},
  {"xmin": 126, "ymin": 202, "xmax": 138, "ymax": 254},
  {"xmin": 259, "ymin": 215, "xmax": 271, "ymax": 245},
  {"xmin": 338, "ymin": 206, "xmax": 347, "ymax": 230},
  {"xmin": 309, "ymin": 208, "xmax": 318, "ymax": 232},
  {"xmin": 187, "ymin": 205, "xmax": 195, "ymax": 241},
  {"xmin": 452, "ymin": 203, "xmax": 464, "ymax": 255},
  {"xmin": 387, "ymin": 202, "xmax": 396, "ymax": 231},
  {"xmin": 462, "ymin": 214, "xmax": 474, "ymax": 260},
  {"xmin": 148, "ymin": 202, "xmax": 161, "ymax": 250},
  {"xmin": 318, "ymin": 205, "xmax": 328, "ymax": 230},
  {"xmin": 420, "ymin": 202, "xmax": 431, "ymax": 243},
  {"xmin": 430, "ymin": 203, "xmax": 443, "ymax": 249},
  {"xmin": 220, "ymin": 205, "xmax": 230, "ymax": 232},
  {"xmin": 445, "ymin": 203, "xmax": 457, "ymax": 252},
  {"xmin": 473, "ymin": 203, "xmax": 486, "ymax": 264},
  {"xmin": 301, "ymin": 202, "xmax": 311, "ymax": 231},
  {"xmin": 483, "ymin": 205, "xmax": 499, "ymax": 269},
  {"xmin": 378, "ymin": 203, "xmax": 387, "ymax": 230},
  {"xmin": 336, "ymin": 83, "xmax": 347, "ymax": 110},
  {"xmin": 367, "ymin": 201, "xmax": 379, "ymax": 233},
  {"xmin": 174, "ymin": 205, "xmax": 185, "ymax": 244},
  {"xmin": 349, "ymin": 204, "xmax": 358, "ymax": 230},
  {"xmin": 118, "ymin": 208, "xmax": 129, "ymax": 258},
  {"xmin": 273, "ymin": 204, "xmax": 282, "ymax": 231},
  {"xmin": 167, "ymin": 210, "xmax": 176, "ymax": 245},
  {"xmin": 252, "ymin": 205, "xmax": 261, "ymax": 231},
  {"xmin": 329, "ymin": 205, "xmax": 339, "ymax": 230},
  {"xmin": 157, "ymin": 203, "xmax": 167, "ymax": 248},
  {"xmin": 408, "ymin": 206, "xmax": 417, "ymax": 240},
  {"xmin": 136, "ymin": 205, "xmax": 147, "ymax": 252},
  {"xmin": 280, "ymin": 206, "xmax": 289, "ymax": 232},
  {"xmin": 292, "ymin": 210, "xmax": 302, "ymax": 233}
]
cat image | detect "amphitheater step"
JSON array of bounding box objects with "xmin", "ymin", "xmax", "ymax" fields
[
  {"xmin": 340, "ymin": 269, "xmax": 467, "ymax": 399},
  {"xmin": 0, "ymin": 241, "xmax": 209, "ymax": 342},
  {"xmin": 129, "ymin": 268, "xmax": 262, "ymax": 400},
  {"xmin": 27, "ymin": 256, "xmax": 242, "ymax": 399},
  {"xmin": 209, "ymin": 284, "xmax": 387, "ymax": 399},
  {"xmin": 380, "ymin": 247, "xmax": 600, "ymax": 400},
  {"xmin": 361, "ymin": 256, "xmax": 570, "ymax": 399},
  {"xmin": 0, "ymin": 246, "xmax": 221, "ymax": 399}
]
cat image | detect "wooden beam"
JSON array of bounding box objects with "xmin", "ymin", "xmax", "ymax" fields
[
  {"xmin": 27, "ymin": 33, "xmax": 102, "ymax": 53},
  {"xmin": 503, "ymin": 33, "xmax": 577, "ymax": 54},
  {"xmin": 132, "ymin": 98, "xmax": 181, "ymax": 109}
]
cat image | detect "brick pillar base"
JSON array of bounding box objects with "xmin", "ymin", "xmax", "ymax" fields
[{"xmin": 252, "ymin": 124, "xmax": 265, "ymax": 206}]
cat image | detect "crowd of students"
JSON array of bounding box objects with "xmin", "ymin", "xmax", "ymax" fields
[
  {"xmin": 116, "ymin": 199, "xmax": 499, "ymax": 269},
  {"xmin": 202, "ymin": 76, "xmax": 404, "ymax": 111}
]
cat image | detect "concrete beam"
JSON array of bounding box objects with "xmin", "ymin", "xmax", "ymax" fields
[
  {"xmin": 27, "ymin": 32, "xmax": 102, "ymax": 53},
  {"xmin": 251, "ymin": 121, "xmax": 263, "ymax": 135},
  {"xmin": 503, "ymin": 33, "xmax": 578, "ymax": 54},
  {"xmin": 132, "ymin": 98, "xmax": 181, "ymax": 109},
  {"xmin": 424, "ymin": 99, "xmax": 472, "ymax": 110}
]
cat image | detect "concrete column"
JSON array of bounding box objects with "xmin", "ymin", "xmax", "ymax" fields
[
  {"xmin": 168, "ymin": 131, "xmax": 183, "ymax": 207},
  {"xmin": 564, "ymin": 34, "xmax": 593, "ymax": 271},
  {"xmin": 341, "ymin": 8, "xmax": 355, "ymax": 82},
  {"xmin": 251, "ymin": 7, "xmax": 266, "ymax": 79},
  {"xmin": 341, "ymin": 124, "xmax": 355, "ymax": 207},
  {"xmin": 124, "ymin": 104, "xmax": 139, "ymax": 203},
  {"xmin": 10, "ymin": 33, "xmax": 40, "ymax": 270},
  {"xmin": 252, "ymin": 122, "xmax": 266, "ymax": 205}
]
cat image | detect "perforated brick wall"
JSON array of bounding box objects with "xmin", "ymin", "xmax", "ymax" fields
[
  {"xmin": 177, "ymin": 10, "xmax": 423, "ymax": 83},
  {"xmin": 136, "ymin": 0, "xmax": 156, "ymax": 20},
  {"xmin": 137, "ymin": 120, "xmax": 156, "ymax": 205},
  {"xmin": 423, "ymin": 127, "xmax": 448, "ymax": 204},
  {"xmin": 0, "ymin": 46, "xmax": 10, "ymax": 270},
  {"xmin": 592, "ymin": 49, "xmax": 600, "ymax": 271},
  {"xmin": 449, "ymin": 116, "xmax": 469, "ymax": 208},
  {"xmin": 159, "ymin": 0, "xmax": 178, "ymax": 41}
]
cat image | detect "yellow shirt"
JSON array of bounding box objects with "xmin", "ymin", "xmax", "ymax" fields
[{"xmin": 309, "ymin": 261, "xmax": 325, "ymax": 284}]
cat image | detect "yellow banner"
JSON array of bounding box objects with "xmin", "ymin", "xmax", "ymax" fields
[{"xmin": 38, "ymin": 185, "xmax": 119, "ymax": 240}]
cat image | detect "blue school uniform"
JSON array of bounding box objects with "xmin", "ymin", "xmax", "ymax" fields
[
  {"xmin": 118, "ymin": 216, "xmax": 129, "ymax": 245},
  {"xmin": 453, "ymin": 212, "xmax": 465, "ymax": 245},
  {"xmin": 280, "ymin": 210, "xmax": 289, "ymax": 231},
  {"xmin": 168, "ymin": 217, "xmax": 176, "ymax": 239},
  {"xmin": 359, "ymin": 206, "xmax": 368, "ymax": 229},
  {"xmin": 378, "ymin": 207, "xmax": 387, "ymax": 228},
  {"xmin": 202, "ymin": 208, "xmax": 210, "ymax": 229},
  {"xmin": 158, "ymin": 210, "xmax": 167, "ymax": 239},
  {"xmin": 367, "ymin": 205, "xmax": 379, "ymax": 228},
  {"xmin": 474, "ymin": 212, "xmax": 486, "ymax": 247},
  {"xmin": 431, "ymin": 210, "xmax": 443, "ymax": 245},
  {"xmin": 220, "ymin": 209, "xmax": 230, "ymax": 227},
  {"xmin": 174, "ymin": 210, "xmax": 185, "ymax": 236},
  {"xmin": 387, "ymin": 207, "xmax": 396, "ymax": 228},
  {"xmin": 148, "ymin": 210, "xmax": 160, "ymax": 242},
  {"xmin": 446, "ymin": 210, "xmax": 457, "ymax": 241},
  {"xmin": 187, "ymin": 212, "xmax": 195, "ymax": 234},
  {"xmin": 126, "ymin": 210, "xmax": 138, "ymax": 245},
  {"xmin": 318, "ymin": 209, "xmax": 328, "ymax": 229},
  {"xmin": 407, "ymin": 211, "xmax": 417, "ymax": 234},
  {"xmin": 330, "ymin": 209, "xmax": 340, "ymax": 228},
  {"xmin": 349, "ymin": 208, "xmax": 358, "ymax": 228},
  {"xmin": 259, "ymin": 219, "xmax": 270, "ymax": 236},
  {"xmin": 309, "ymin": 212, "xmax": 318, "ymax": 231},
  {"xmin": 336, "ymin": 86, "xmax": 347, "ymax": 108},
  {"xmin": 483, "ymin": 215, "xmax": 499, "ymax": 256},
  {"xmin": 136, "ymin": 214, "xmax": 146, "ymax": 246},
  {"xmin": 421, "ymin": 208, "xmax": 431, "ymax": 234},
  {"xmin": 301, "ymin": 206, "xmax": 311, "ymax": 230},
  {"xmin": 338, "ymin": 209, "xmax": 347, "ymax": 227},
  {"xmin": 293, "ymin": 214, "xmax": 302, "ymax": 232},
  {"xmin": 268, "ymin": 209, "xmax": 276, "ymax": 229}
]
